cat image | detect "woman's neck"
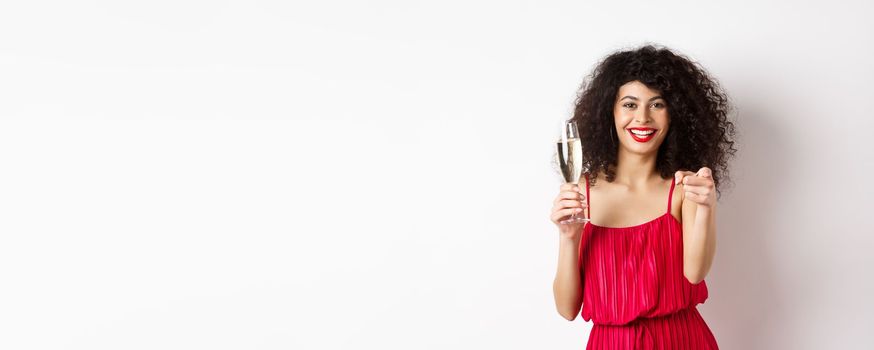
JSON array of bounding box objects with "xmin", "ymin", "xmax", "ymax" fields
[{"xmin": 612, "ymin": 148, "xmax": 660, "ymax": 188}]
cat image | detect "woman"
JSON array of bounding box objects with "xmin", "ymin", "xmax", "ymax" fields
[{"xmin": 550, "ymin": 44, "xmax": 737, "ymax": 349}]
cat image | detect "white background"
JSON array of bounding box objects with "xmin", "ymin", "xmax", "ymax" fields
[{"xmin": 1, "ymin": 1, "xmax": 873, "ymax": 349}]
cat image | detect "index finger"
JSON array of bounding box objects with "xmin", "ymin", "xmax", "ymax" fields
[
  {"xmin": 681, "ymin": 175, "xmax": 712, "ymax": 187},
  {"xmin": 560, "ymin": 183, "xmax": 581, "ymax": 192},
  {"xmin": 674, "ymin": 170, "xmax": 696, "ymax": 184}
]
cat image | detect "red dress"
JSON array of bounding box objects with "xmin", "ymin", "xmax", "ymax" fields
[{"xmin": 578, "ymin": 174, "xmax": 718, "ymax": 349}]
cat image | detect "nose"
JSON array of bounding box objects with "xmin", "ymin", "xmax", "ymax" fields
[{"xmin": 634, "ymin": 109, "xmax": 652, "ymax": 124}]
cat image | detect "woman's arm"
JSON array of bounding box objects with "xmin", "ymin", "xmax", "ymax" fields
[
  {"xmin": 676, "ymin": 168, "xmax": 718, "ymax": 284},
  {"xmin": 553, "ymin": 236, "xmax": 583, "ymax": 321},
  {"xmin": 681, "ymin": 198, "xmax": 717, "ymax": 284}
]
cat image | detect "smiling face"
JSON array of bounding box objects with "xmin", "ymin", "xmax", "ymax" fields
[{"xmin": 613, "ymin": 80, "xmax": 670, "ymax": 156}]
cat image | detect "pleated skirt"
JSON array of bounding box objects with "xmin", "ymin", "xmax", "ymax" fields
[{"xmin": 585, "ymin": 307, "xmax": 718, "ymax": 350}]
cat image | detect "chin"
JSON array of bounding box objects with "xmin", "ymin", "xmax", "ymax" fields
[{"xmin": 621, "ymin": 142, "xmax": 663, "ymax": 155}]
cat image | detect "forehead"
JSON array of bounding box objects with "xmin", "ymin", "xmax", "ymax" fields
[{"xmin": 617, "ymin": 81, "xmax": 662, "ymax": 98}]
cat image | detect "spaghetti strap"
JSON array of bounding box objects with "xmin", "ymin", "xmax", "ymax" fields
[
  {"xmin": 666, "ymin": 178, "xmax": 676, "ymax": 214},
  {"xmin": 584, "ymin": 173, "xmax": 591, "ymax": 218}
]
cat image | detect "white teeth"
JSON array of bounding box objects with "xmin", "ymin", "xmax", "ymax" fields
[{"xmin": 630, "ymin": 129, "xmax": 655, "ymax": 136}]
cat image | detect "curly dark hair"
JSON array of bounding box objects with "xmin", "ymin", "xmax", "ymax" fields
[{"xmin": 571, "ymin": 44, "xmax": 737, "ymax": 197}]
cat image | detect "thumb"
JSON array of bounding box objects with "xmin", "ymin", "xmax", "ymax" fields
[{"xmin": 697, "ymin": 167, "xmax": 713, "ymax": 178}]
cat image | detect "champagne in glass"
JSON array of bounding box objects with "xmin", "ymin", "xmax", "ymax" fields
[{"xmin": 556, "ymin": 119, "xmax": 590, "ymax": 225}]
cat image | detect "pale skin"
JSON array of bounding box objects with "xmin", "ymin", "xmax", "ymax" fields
[{"xmin": 550, "ymin": 81, "xmax": 718, "ymax": 321}]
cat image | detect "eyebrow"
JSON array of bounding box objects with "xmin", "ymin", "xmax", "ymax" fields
[{"xmin": 619, "ymin": 95, "xmax": 664, "ymax": 101}]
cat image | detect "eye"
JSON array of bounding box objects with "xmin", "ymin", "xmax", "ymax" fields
[
  {"xmin": 622, "ymin": 102, "xmax": 636, "ymax": 108},
  {"xmin": 651, "ymin": 102, "xmax": 666, "ymax": 109}
]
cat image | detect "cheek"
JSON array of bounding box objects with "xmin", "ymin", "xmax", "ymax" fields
[
  {"xmin": 658, "ymin": 111, "xmax": 670, "ymax": 126},
  {"xmin": 614, "ymin": 111, "xmax": 633, "ymax": 127}
]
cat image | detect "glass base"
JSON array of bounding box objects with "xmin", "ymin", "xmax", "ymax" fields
[{"xmin": 560, "ymin": 216, "xmax": 590, "ymax": 225}]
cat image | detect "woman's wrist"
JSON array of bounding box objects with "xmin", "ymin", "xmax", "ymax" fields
[{"xmin": 559, "ymin": 234, "xmax": 582, "ymax": 246}]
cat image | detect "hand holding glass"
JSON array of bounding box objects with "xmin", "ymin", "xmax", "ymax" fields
[{"xmin": 555, "ymin": 120, "xmax": 590, "ymax": 225}]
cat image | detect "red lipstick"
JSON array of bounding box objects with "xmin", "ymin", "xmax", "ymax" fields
[{"xmin": 627, "ymin": 127, "xmax": 656, "ymax": 143}]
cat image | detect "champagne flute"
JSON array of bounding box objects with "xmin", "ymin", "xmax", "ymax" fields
[{"xmin": 555, "ymin": 119, "xmax": 590, "ymax": 225}]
